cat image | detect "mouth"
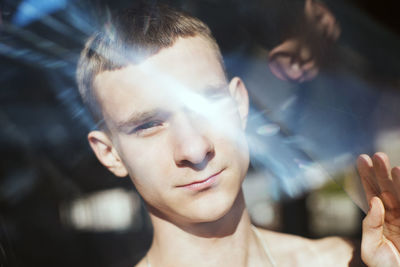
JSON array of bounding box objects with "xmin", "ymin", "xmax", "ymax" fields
[{"xmin": 177, "ymin": 168, "xmax": 225, "ymax": 191}]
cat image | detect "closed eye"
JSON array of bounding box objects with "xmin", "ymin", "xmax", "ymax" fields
[{"xmin": 131, "ymin": 120, "xmax": 164, "ymax": 135}]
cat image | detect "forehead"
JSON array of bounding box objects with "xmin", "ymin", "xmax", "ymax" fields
[{"xmin": 93, "ymin": 36, "xmax": 226, "ymax": 123}]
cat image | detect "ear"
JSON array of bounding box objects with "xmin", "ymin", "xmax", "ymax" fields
[
  {"xmin": 228, "ymin": 77, "xmax": 249, "ymax": 129},
  {"xmin": 88, "ymin": 131, "xmax": 128, "ymax": 177}
]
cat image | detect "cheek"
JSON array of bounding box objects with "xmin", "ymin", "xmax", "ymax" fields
[
  {"xmin": 126, "ymin": 157, "xmax": 172, "ymax": 208},
  {"xmin": 128, "ymin": 155, "xmax": 170, "ymax": 183},
  {"xmin": 118, "ymin": 138, "xmax": 174, "ymax": 189},
  {"xmin": 219, "ymin": 118, "xmax": 248, "ymax": 155},
  {"xmin": 208, "ymin": 116, "xmax": 244, "ymax": 150},
  {"xmin": 221, "ymin": 131, "xmax": 249, "ymax": 176}
]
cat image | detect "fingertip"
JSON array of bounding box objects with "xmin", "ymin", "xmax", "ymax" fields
[
  {"xmin": 371, "ymin": 196, "xmax": 382, "ymax": 204},
  {"xmin": 373, "ymin": 152, "xmax": 389, "ymax": 162},
  {"xmin": 391, "ymin": 166, "xmax": 400, "ymax": 178},
  {"xmin": 358, "ymin": 154, "xmax": 370, "ymax": 161},
  {"xmin": 363, "ymin": 197, "xmax": 384, "ymax": 229},
  {"xmin": 357, "ymin": 154, "xmax": 373, "ymax": 168}
]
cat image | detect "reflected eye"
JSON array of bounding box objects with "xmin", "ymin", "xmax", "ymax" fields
[{"xmin": 131, "ymin": 120, "xmax": 164, "ymax": 135}]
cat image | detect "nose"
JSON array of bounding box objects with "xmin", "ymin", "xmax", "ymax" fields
[{"xmin": 172, "ymin": 114, "xmax": 215, "ymax": 170}]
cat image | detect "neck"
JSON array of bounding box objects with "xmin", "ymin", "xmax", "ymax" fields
[{"xmin": 147, "ymin": 189, "xmax": 260, "ymax": 267}]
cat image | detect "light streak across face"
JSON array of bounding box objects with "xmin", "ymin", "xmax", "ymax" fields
[
  {"xmin": 121, "ymin": 61, "xmax": 243, "ymax": 143},
  {"xmin": 3, "ymin": 0, "xmax": 398, "ymax": 207}
]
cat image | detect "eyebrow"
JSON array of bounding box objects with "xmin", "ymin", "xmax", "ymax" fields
[{"xmin": 114, "ymin": 109, "xmax": 164, "ymax": 132}]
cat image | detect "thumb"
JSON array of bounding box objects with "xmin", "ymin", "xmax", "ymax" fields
[{"xmin": 361, "ymin": 197, "xmax": 385, "ymax": 262}]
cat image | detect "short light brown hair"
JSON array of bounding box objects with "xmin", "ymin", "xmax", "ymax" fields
[{"xmin": 76, "ymin": 3, "xmax": 224, "ymax": 127}]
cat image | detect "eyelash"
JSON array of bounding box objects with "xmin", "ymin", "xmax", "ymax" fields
[{"xmin": 131, "ymin": 120, "xmax": 164, "ymax": 134}]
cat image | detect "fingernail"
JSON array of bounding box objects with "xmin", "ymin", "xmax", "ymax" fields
[{"xmin": 375, "ymin": 158, "xmax": 381, "ymax": 167}]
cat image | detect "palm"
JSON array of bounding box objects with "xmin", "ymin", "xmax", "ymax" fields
[
  {"xmin": 383, "ymin": 193, "xmax": 400, "ymax": 251},
  {"xmin": 383, "ymin": 196, "xmax": 400, "ymax": 251},
  {"xmin": 357, "ymin": 152, "xmax": 400, "ymax": 266}
]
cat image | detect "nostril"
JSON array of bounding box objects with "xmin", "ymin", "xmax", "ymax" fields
[
  {"xmin": 205, "ymin": 150, "xmax": 215, "ymax": 163},
  {"xmin": 175, "ymin": 144, "xmax": 215, "ymax": 170},
  {"xmin": 192, "ymin": 151, "xmax": 215, "ymax": 170}
]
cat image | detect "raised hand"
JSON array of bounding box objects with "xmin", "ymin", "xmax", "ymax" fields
[{"xmin": 357, "ymin": 152, "xmax": 400, "ymax": 266}]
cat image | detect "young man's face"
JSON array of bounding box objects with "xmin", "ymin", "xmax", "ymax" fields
[{"xmin": 89, "ymin": 36, "xmax": 250, "ymax": 224}]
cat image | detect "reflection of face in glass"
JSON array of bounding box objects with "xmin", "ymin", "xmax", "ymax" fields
[
  {"xmin": 89, "ymin": 36, "xmax": 250, "ymax": 225},
  {"xmin": 267, "ymin": 0, "xmax": 340, "ymax": 83}
]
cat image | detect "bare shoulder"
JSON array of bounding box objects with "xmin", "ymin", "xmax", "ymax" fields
[
  {"xmin": 134, "ymin": 257, "xmax": 147, "ymax": 267},
  {"xmin": 256, "ymin": 227, "xmax": 362, "ymax": 266}
]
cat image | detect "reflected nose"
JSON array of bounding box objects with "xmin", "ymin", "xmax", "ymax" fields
[{"xmin": 173, "ymin": 115, "xmax": 214, "ymax": 170}]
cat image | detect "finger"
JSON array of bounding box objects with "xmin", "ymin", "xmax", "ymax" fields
[
  {"xmin": 383, "ymin": 167, "xmax": 400, "ymax": 221},
  {"xmin": 362, "ymin": 197, "xmax": 400, "ymax": 266},
  {"xmin": 373, "ymin": 153, "xmax": 397, "ymax": 207},
  {"xmin": 358, "ymin": 154, "xmax": 380, "ymax": 202},
  {"xmin": 362, "ymin": 197, "xmax": 385, "ymax": 260},
  {"xmin": 391, "ymin": 167, "xmax": 400, "ymax": 201}
]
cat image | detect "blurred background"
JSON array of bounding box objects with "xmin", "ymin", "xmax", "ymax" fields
[{"xmin": 1, "ymin": 0, "xmax": 400, "ymax": 266}]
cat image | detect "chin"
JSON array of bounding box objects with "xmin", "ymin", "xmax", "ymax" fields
[
  {"xmin": 190, "ymin": 170, "xmax": 246, "ymax": 224},
  {"xmin": 187, "ymin": 189, "xmax": 240, "ymax": 224}
]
